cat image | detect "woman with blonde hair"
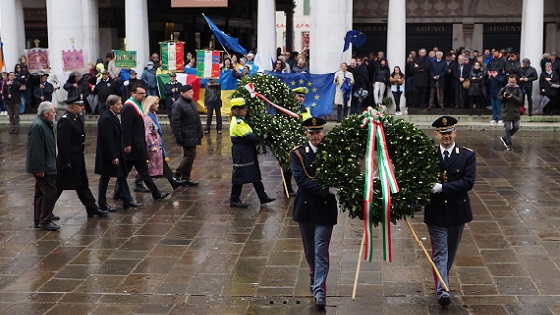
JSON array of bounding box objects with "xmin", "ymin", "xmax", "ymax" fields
[{"xmin": 142, "ymin": 96, "xmax": 186, "ymax": 190}]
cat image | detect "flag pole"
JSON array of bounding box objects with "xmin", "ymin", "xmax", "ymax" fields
[
  {"xmin": 351, "ymin": 233, "xmax": 366, "ymax": 301},
  {"xmin": 278, "ymin": 162, "xmax": 290, "ymax": 199},
  {"xmin": 405, "ymin": 218, "xmax": 449, "ymax": 292}
]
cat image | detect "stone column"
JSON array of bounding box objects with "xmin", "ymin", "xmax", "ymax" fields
[
  {"xmin": 342, "ymin": 0, "xmax": 353, "ymax": 63},
  {"xmin": 0, "ymin": 0, "xmax": 25, "ymax": 69},
  {"xmin": 46, "ymin": 0, "xmax": 85, "ymax": 104},
  {"xmin": 520, "ymin": 0, "xmax": 544, "ymax": 93},
  {"xmin": 310, "ymin": 0, "xmax": 347, "ymax": 73},
  {"xmin": 125, "ymin": 0, "xmax": 150, "ymax": 73},
  {"xmin": 285, "ymin": 9, "xmax": 294, "ymax": 53},
  {"xmin": 81, "ymin": 0, "xmax": 99, "ymax": 65},
  {"xmin": 257, "ymin": 0, "xmax": 276, "ymax": 71},
  {"xmin": 386, "ymin": 0, "xmax": 406, "ymax": 112}
]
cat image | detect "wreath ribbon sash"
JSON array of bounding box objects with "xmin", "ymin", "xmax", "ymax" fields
[{"xmin": 360, "ymin": 107, "xmax": 399, "ymax": 262}]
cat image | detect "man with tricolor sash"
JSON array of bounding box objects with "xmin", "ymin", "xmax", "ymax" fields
[
  {"xmin": 290, "ymin": 117, "xmax": 337, "ymax": 310},
  {"xmin": 426, "ymin": 115, "xmax": 476, "ymax": 307}
]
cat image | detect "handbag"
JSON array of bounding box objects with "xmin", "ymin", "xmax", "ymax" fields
[
  {"xmin": 519, "ymin": 106, "xmax": 526, "ymax": 115},
  {"xmin": 462, "ymin": 78, "xmax": 470, "ymax": 90}
]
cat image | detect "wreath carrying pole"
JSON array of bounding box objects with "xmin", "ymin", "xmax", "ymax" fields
[
  {"xmin": 351, "ymin": 233, "xmax": 366, "ymax": 301},
  {"xmin": 405, "ymin": 218, "xmax": 449, "ymax": 293},
  {"xmin": 278, "ymin": 162, "xmax": 290, "ymax": 198}
]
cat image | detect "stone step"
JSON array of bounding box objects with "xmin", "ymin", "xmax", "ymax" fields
[{"xmin": 3, "ymin": 113, "xmax": 560, "ymax": 131}]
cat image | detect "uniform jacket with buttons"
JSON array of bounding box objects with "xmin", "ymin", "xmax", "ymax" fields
[
  {"xmin": 290, "ymin": 143, "xmax": 337, "ymax": 226},
  {"xmin": 56, "ymin": 110, "xmax": 90, "ymax": 190},
  {"xmin": 424, "ymin": 144, "xmax": 476, "ymax": 227}
]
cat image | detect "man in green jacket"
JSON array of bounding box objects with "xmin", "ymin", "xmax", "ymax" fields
[{"xmin": 26, "ymin": 101, "xmax": 59, "ymax": 231}]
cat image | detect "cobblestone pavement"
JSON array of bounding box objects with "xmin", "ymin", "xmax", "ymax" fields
[{"xmin": 0, "ymin": 124, "xmax": 559, "ymax": 315}]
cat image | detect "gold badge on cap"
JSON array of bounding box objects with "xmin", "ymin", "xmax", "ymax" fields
[
  {"xmin": 442, "ymin": 117, "xmax": 447, "ymax": 126},
  {"xmin": 312, "ymin": 118, "xmax": 317, "ymax": 126}
]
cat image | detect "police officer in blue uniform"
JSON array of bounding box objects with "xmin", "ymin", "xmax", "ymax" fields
[
  {"xmin": 290, "ymin": 117, "xmax": 337, "ymax": 310},
  {"xmin": 229, "ymin": 97, "xmax": 275, "ymax": 208},
  {"xmin": 426, "ymin": 115, "xmax": 476, "ymax": 307}
]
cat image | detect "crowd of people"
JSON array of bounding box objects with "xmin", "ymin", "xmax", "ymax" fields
[{"xmin": 327, "ymin": 47, "xmax": 560, "ymax": 121}]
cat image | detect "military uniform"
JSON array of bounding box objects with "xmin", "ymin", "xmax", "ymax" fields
[
  {"xmin": 425, "ymin": 116, "xmax": 476, "ymax": 306},
  {"xmin": 290, "ymin": 117, "xmax": 337, "ymax": 308},
  {"xmin": 55, "ymin": 98, "xmax": 105, "ymax": 217}
]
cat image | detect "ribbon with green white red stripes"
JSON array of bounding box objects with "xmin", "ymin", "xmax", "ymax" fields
[{"xmin": 360, "ymin": 107, "xmax": 400, "ymax": 262}]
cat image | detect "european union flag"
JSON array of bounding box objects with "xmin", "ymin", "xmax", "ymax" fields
[
  {"xmin": 202, "ymin": 14, "xmax": 248, "ymax": 55},
  {"xmin": 343, "ymin": 30, "xmax": 367, "ymax": 52},
  {"xmin": 268, "ymin": 72, "xmax": 336, "ymax": 117}
]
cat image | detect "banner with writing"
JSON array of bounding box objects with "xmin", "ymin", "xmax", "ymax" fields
[
  {"xmin": 26, "ymin": 48, "xmax": 50, "ymax": 72},
  {"xmin": 62, "ymin": 50, "xmax": 86, "ymax": 72},
  {"xmin": 113, "ymin": 50, "xmax": 137, "ymax": 68},
  {"xmin": 196, "ymin": 50, "xmax": 220, "ymax": 78}
]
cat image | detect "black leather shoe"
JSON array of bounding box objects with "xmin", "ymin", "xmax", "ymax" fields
[
  {"xmin": 87, "ymin": 209, "xmax": 109, "ymax": 217},
  {"xmin": 260, "ymin": 197, "xmax": 276, "ymax": 205},
  {"xmin": 50, "ymin": 215, "xmax": 60, "ymax": 221},
  {"xmin": 288, "ymin": 190, "xmax": 297, "ymax": 197},
  {"xmin": 170, "ymin": 178, "xmax": 186, "ymax": 190},
  {"xmin": 438, "ymin": 295, "xmax": 451, "ymax": 307},
  {"xmin": 134, "ymin": 181, "xmax": 150, "ymax": 193},
  {"xmin": 184, "ymin": 179, "xmax": 199, "ymax": 187},
  {"xmin": 315, "ymin": 297, "xmax": 326, "ymax": 309},
  {"xmin": 38, "ymin": 222, "xmax": 60, "ymax": 231},
  {"xmin": 123, "ymin": 201, "xmax": 143, "ymax": 209},
  {"xmin": 99, "ymin": 204, "xmax": 117, "ymax": 212},
  {"xmin": 230, "ymin": 201, "xmax": 249, "ymax": 208},
  {"xmin": 153, "ymin": 191, "xmax": 170, "ymax": 200}
]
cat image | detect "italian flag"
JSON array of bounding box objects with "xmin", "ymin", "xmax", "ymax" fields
[
  {"xmin": 160, "ymin": 41, "xmax": 184, "ymax": 71},
  {"xmin": 196, "ymin": 50, "xmax": 220, "ymax": 78}
]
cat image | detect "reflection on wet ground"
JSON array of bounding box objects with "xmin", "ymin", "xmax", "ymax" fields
[{"xmin": 0, "ymin": 125, "xmax": 560, "ymax": 314}]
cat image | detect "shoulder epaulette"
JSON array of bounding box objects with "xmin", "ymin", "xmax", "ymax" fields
[
  {"xmin": 462, "ymin": 146, "xmax": 474, "ymax": 152},
  {"xmin": 291, "ymin": 145, "xmax": 302, "ymax": 152}
]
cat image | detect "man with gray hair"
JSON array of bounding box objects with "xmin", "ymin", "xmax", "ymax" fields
[{"xmin": 26, "ymin": 102, "xmax": 59, "ymax": 231}]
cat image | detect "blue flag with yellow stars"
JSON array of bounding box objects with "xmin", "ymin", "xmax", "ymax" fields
[
  {"xmin": 267, "ymin": 72, "xmax": 336, "ymax": 117},
  {"xmin": 343, "ymin": 30, "xmax": 367, "ymax": 52}
]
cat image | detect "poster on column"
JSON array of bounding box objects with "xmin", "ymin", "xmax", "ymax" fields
[
  {"xmin": 62, "ymin": 50, "xmax": 86, "ymax": 72},
  {"xmin": 160, "ymin": 41, "xmax": 185, "ymax": 71},
  {"xmin": 113, "ymin": 50, "xmax": 137, "ymax": 68},
  {"xmin": 195, "ymin": 50, "xmax": 220, "ymax": 78},
  {"xmin": 26, "ymin": 48, "xmax": 50, "ymax": 72}
]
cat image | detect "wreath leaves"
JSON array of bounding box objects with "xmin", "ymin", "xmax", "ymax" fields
[{"xmin": 315, "ymin": 114, "xmax": 440, "ymax": 225}]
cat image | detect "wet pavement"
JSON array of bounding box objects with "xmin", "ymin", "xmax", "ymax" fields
[{"xmin": 0, "ymin": 122, "xmax": 560, "ymax": 315}]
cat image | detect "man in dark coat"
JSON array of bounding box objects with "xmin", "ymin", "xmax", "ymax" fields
[
  {"xmin": 118, "ymin": 85, "xmax": 169, "ymax": 200},
  {"xmin": 290, "ymin": 117, "xmax": 338, "ymax": 310},
  {"xmin": 425, "ymin": 116, "xmax": 476, "ymax": 307},
  {"xmin": 429, "ymin": 51, "xmax": 448, "ymax": 110},
  {"xmin": 33, "ymin": 73, "xmax": 55, "ymax": 105},
  {"xmin": 498, "ymin": 75, "xmax": 523, "ymax": 151},
  {"xmin": 2, "ymin": 72, "xmax": 22, "ymax": 134},
  {"xmin": 55, "ymin": 97, "xmax": 108, "ymax": 218},
  {"xmin": 412, "ymin": 48, "xmax": 432, "ymax": 108},
  {"xmin": 171, "ymin": 84, "xmax": 203, "ymax": 186},
  {"xmin": 26, "ymin": 101, "xmax": 59, "ymax": 231},
  {"xmin": 93, "ymin": 69, "xmax": 119, "ymax": 115},
  {"xmin": 95, "ymin": 94, "xmax": 141, "ymax": 210},
  {"xmin": 452, "ymin": 55, "xmax": 471, "ymax": 108},
  {"xmin": 163, "ymin": 72, "xmax": 182, "ymax": 116},
  {"xmin": 63, "ymin": 72, "xmax": 89, "ymax": 104},
  {"xmin": 518, "ymin": 58, "xmax": 538, "ymax": 116}
]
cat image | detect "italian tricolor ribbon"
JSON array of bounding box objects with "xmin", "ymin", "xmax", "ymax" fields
[{"xmin": 360, "ymin": 107, "xmax": 399, "ymax": 262}]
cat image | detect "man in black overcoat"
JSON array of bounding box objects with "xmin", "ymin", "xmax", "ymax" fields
[
  {"xmin": 95, "ymin": 94, "xmax": 141, "ymax": 210},
  {"xmin": 55, "ymin": 96, "xmax": 108, "ymax": 217},
  {"xmin": 117, "ymin": 85, "xmax": 169, "ymax": 200}
]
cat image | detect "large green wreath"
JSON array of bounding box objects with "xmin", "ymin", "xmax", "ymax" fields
[
  {"xmin": 314, "ymin": 114, "xmax": 441, "ymax": 225},
  {"xmin": 230, "ymin": 73, "xmax": 306, "ymax": 167}
]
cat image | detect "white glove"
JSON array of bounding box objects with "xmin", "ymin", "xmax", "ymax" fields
[
  {"xmin": 123, "ymin": 80, "xmax": 130, "ymax": 86},
  {"xmin": 431, "ymin": 183, "xmax": 443, "ymax": 194},
  {"xmin": 328, "ymin": 187, "xmax": 339, "ymax": 195}
]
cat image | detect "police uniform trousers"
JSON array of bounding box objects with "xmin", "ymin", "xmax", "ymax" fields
[
  {"xmin": 428, "ymin": 223, "xmax": 465, "ymax": 298},
  {"xmin": 56, "ymin": 168, "xmax": 98, "ymax": 213},
  {"xmin": 299, "ymin": 222, "xmax": 333, "ymax": 299},
  {"xmin": 34, "ymin": 175, "xmax": 57, "ymax": 225}
]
